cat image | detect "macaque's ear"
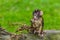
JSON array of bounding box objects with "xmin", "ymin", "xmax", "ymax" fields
[{"xmin": 40, "ymin": 11, "xmax": 43, "ymax": 16}]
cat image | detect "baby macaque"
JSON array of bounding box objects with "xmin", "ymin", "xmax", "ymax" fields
[{"xmin": 31, "ymin": 9, "xmax": 44, "ymax": 36}]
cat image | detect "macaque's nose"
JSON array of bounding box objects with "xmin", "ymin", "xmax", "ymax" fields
[
  {"xmin": 34, "ymin": 16, "xmax": 36, "ymax": 18},
  {"xmin": 34, "ymin": 16, "xmax": 37, "ymax": 20}
]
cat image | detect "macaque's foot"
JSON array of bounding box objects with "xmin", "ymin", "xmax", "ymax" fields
[
  {"xmin": 40, "ymin": 32, "xmax": 44, "ymax": 37},
  {"xmin": 37, "ymin": 32, "xmax": 44, "ymax": 37},
  {"xmin": 40, "ymin": 34, "xmax": 44, "ymax": 37}
]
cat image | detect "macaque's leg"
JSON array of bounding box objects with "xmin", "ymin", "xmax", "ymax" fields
[
  {"xmin": 36, "ymin": 26, "xmax": 43, "ymax": 36},
  {"xmin": 39, "ymin": 26, "xmax": 44, "ymax": 37},
  {"xmin": 40, "ymin": 26, "xmax": 43, "ymax": 34}
]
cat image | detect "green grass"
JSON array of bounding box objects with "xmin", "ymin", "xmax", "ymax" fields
[{"xmin": 0, "ymin": 0, "xmax": 60, "ymax": 33}]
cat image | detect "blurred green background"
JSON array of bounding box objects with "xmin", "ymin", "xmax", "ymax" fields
[{"xmin": 0, "ymin": 0, "xmax": 60, "ymax": 33}]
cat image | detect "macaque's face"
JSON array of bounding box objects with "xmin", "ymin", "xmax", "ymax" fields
[
  {"xmin": 33, "ymin": 10, "xmax": 43, "ymax": 20},
  {"xmin": 33, "ymin": 13, "xmax": 38, "ymax": 20}
]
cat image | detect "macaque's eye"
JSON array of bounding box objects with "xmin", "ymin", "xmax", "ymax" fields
[{"xmin": 34, "ymin": 13, "xmax": 37, "ymax": 16}]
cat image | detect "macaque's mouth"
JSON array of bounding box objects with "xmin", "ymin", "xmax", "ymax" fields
[{"xmin": 34, "ymin": 18, "xmax": 38, "ymax": 20}]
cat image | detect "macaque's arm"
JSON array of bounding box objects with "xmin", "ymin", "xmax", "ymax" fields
[
  {"xmin": 30, "ymin": 19, "xmax": 34, "ymax": 27},
  {"xmin": 40, "ymin": 18, "xmax": 44, "ymax": 34},
  {"xmin": 42, "ymin": 18, "xmax": 44, "ymax": 27}
]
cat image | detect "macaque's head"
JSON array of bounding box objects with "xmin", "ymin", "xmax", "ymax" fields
[{"xmin": 33, "ymin": 9, "xmax": 43, "ymax": 19}]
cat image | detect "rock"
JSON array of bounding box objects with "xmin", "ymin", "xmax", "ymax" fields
[
  {"xmin": 0, "ymin": 35, "xmax": 11, "ymax": 40},
  {"xmin": 20, "ymin": 30, "xmax": 60, "ymax": 40},
  {"xmin": 0, "ymin": 27, "xmax": 11, "ymax": 40},
  {"xmin": 0, "ymin": 30, "xmax": 60, "ymax": 40}
]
